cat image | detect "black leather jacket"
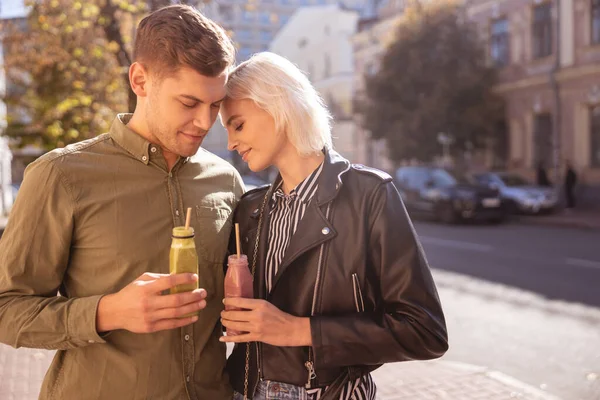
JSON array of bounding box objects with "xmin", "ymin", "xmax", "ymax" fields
[{"xmin": 226, "ymin": 149, "xmax": 448, "ymax": 396}]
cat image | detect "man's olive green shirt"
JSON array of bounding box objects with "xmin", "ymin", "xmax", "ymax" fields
[{"xmin": 0, "ymin": 114, "xmax": 244, "ymax": 399}]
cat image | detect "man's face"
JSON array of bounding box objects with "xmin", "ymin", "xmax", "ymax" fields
[{"xmin": 144, "ymin": 67, "xmax": 227, "ymax": 158}]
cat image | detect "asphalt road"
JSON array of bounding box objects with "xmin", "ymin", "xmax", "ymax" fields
[{"xmin": 412, "ymin": 220, "xmax": 600, "ymax": 308}]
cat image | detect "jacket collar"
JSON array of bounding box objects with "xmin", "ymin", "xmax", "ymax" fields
[{"xmin": 316, "ymin": 148, "xmax": 351, "ymax": 205}]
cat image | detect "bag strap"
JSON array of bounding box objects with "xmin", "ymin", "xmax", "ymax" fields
[{"xmin": 243, "ymin": 188, "xmax": 272, "ymax": 400}]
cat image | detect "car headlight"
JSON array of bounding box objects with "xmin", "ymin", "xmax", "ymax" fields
[{"xmin": 514, "ymin": 192, "xmax": 540, "ymax": 206}]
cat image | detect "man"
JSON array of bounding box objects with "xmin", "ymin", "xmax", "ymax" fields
[
  {"xmin": 0, "ymin": 5, "xmax": 243, "ymax": 399},
  {"xmin": 536, "ymin": 161, "xmax": 551, "ymax": 187},
  {"xmin": 565, "ymin": 160, "xmax": 577, "ymax": 210}
]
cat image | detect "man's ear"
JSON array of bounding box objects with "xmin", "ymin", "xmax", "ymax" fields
[{"xmin": 129, "ymin": 62, "xmax": 149, "ymax": 97}]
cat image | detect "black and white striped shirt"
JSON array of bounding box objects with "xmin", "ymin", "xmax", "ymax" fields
[{"xmin": 265, "ymin": 163, "xmax": 376, "ymax": 400}]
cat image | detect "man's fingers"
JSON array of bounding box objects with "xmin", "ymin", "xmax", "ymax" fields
[
  {"xmin": 150, "ymin": 316, "xmax": 198, "ymax": 332},
  {"xmin": 153, "ymin": 300, "xmax": 207, "ymax": 321},
  {"xmin": 137, "ymin": 272, "xmax": 169, "ymax": 281},
  {"xmin": 146, "ymin": 273, "xmax": 198, "ymax": 293},
  {"xmin": 151, "ymin": 289, "xmax": 207, "ymax": 309}
]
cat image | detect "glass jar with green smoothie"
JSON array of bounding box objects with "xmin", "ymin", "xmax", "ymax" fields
[{"xmin": 169, "ymin": 226, "xmax": 199, "ymax": 308}]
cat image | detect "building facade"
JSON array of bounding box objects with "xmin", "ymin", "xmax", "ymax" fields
[
  {"xmin": 270, "ymin": 4, "xmax": 363, "ymax": 162},
  {"xmin": 199, "ymin": 0, "xmax": 341, "ymax": 62},
  {"xmin": 467, "ymin": 0, "xmax": 600, "ymax": 189}
]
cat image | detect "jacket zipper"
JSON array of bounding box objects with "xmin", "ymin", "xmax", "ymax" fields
[
  {"xmin": 305, "ymin": 203, "xmax": 332, "ymax": 389},
  {"xmin": 352, "ymin": 273, "xmax": 365, "ymax": 313}
]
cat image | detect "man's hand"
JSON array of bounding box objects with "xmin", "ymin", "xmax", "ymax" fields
[
  {"xmin": 219, "ymin": 298, "xmax": 312, "ymax": 347},
  {"xmin": 97, "ymin": 273, "xmax": 207, "ymax": 333}
]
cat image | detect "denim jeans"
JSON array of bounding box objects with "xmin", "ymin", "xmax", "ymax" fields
[{"xmin": 233, "ymin": 380, "xmax": 309, "ymax": 400}]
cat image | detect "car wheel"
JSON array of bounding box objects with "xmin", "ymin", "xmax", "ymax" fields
[{"xmin": 438, "ymin": 203, "xmax": 458, "ymax": 224}]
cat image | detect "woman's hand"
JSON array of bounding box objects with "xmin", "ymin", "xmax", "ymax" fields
[{"xmin": 220, "ymin": 298, "xmax": 312, "ymax": 347}]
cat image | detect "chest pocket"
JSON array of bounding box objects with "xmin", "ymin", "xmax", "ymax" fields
[{"xmin": 195, "ymin": 205, "xmax": 232, "ymax": 264}]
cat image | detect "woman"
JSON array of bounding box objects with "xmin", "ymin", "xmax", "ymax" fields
[{"xmin": 219, "ymin": 52, "xmax": 448, "ymax": 400}]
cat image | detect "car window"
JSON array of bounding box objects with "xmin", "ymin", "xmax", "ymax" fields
[{"xmin": 431, "ymin": 169, "xmax": 457, "ymax": 188}]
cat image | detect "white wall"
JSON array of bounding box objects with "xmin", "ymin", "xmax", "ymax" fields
[{"xmin": 270, "ymin": 5, "xmax": 363, "ymax": 162}]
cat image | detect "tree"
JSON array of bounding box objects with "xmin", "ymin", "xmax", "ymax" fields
[
  {"xmin": 358, "ymin": 1, "xmax": 505, "ymax": 165},
  {"xmin": 0, "ymin": 0, "xmax": 184, "ymax": 150}
]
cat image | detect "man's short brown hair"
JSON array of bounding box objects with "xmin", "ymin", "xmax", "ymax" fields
[{"xmin": 133, "ymin": 5, "xmax": 235, "ymax": 78}]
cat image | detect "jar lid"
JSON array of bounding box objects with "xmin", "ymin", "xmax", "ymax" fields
[{"xmin": 172, "ymin": 226, "xmax": 195, "ymax": 239}]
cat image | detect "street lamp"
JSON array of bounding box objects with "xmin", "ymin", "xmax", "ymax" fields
[{"xmin": 437, "ymin": 132, "xmax": 454, "ymax": 166}]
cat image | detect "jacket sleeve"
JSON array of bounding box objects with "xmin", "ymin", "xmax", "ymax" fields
[
  {"xmin": 310, "ymin": 180, "xmax": 448, "ymax": 368},
  {"xmin": 0, "ymin": 159, "xmax": 106, "ymax": 350}
]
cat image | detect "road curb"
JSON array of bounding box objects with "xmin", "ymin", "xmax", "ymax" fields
[
  {"xmin": 432, "ymin": 269, "xmax": 600, "ymax": 324},
  {"xmin": 444, "ymin": 360, "xmax": 563, "ymax": 400}
]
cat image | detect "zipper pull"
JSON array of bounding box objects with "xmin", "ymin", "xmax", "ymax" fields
[{"xmin": 304, "ymin": 361, "xmax": 316, "ymax": 388}]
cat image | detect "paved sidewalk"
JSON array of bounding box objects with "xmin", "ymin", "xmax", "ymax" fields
[{"xmin": 0, "ymin": 344, "xmax": 561, "ymax": 400}]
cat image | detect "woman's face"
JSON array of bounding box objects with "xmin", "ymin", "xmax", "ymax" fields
[{"xmin": 220, "ymin": 98, "xmax": 290, "ymax": 172}]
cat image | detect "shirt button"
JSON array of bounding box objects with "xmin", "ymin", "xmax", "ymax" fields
[
  {"xmin": 175, "ymin": 210, "xmax": 180, "ymax": 216},
  {"xmin": 184, "ymin": 334, "xmax": 190, "ymax": 341},
  {"xmin": 186, "ymin": 376, "xmax": 190, "ymax": 382},
  {"xmin": 141, "ymin": 155, "xmax": 148, "ymax": 162},
  {"xmin": 322, "ymin": 227, "xmax": 330, "ymax": 235},
  {"xmin": 150, "ymin": 146, "xmax": 157, "ymax": 153}
]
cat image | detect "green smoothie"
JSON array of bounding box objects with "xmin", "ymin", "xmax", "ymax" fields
[{"xmin": 169, "ymin": 227, "xmax": 199, "ymax": 302}]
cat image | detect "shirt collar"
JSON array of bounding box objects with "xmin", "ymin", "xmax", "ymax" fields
[
  {"xmin": 109, "ymin": 114, "xmax": 153, "ymax": 165},
  {"xmin": 272, "ymin": 162, "xmax": 324, "ymax": 205}
]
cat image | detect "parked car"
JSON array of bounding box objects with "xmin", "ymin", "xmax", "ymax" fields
[
  {"xmin": 471, "ymin": 172, "xmax": 557, "ymax": 215},
  {"xmin": 395, "ymin": 166, "xmax": 507, "ymax": 224}
]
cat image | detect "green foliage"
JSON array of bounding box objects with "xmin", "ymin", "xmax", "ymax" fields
[
  {"xmin": 0, "ymin": 0, "xmax": 152, "ymax": 149},
  {"xmin": 359, "ymin": 2, "xmax": 505, "ymax": 163}
]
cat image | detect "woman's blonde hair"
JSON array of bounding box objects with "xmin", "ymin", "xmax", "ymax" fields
[{"xmin": 223, "ymin": 52, "xmax": 332, "ymax": 156}]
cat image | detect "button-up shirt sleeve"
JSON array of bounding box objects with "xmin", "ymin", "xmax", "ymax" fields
[{"xmin": 0, "ymin": 157, "xmax": 106, "ymax": 350}]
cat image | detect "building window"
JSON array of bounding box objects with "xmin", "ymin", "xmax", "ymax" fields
[
  {"xmin": 281, "ymin": 14, "xmax": 291, "ymax": 26},
  {"xmin": 490, "ymin": 18, "xmax": 510, "ymax": 67},
  {"xmin": 593, "ymin": 0, "xmax": 600, "ymax": 44},
  {"xmin": 259, "ymin": 12, "xmax": 270, "ymax": 25},
  {"xmin": 260, "ymin": 30, "xmax": 271, "ymax": 42},
  {"xmin": 532, "ymin": 3, "xmax": 553, "ymax": 59},
  {"xmin": 533, "ymin": 113, "xmax": 553, "ymax": 167},
  {"xmin": 591, "ymin": 105, "xmax": 600, "ymax": 167},
  {"xmin": 242, "ymin": 11, "xmax": 254, "ymax": 22}
]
